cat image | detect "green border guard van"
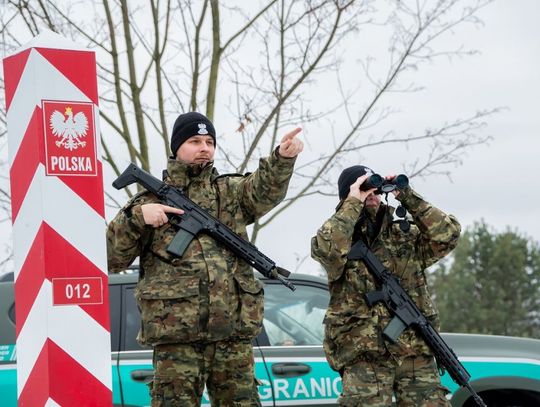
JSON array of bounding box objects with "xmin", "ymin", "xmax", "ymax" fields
[{"xmin": 1, "ymin": 271, "xmax": 540, "ymax": 406}]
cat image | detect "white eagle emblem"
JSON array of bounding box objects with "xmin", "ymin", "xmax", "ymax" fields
[
  {"xmin": 50, "ymin": 106, "xmax": 89, "ymax": 151},
  {"xmin": 197, "ymin": 123, "xmax": 208, "ymax": 135}
]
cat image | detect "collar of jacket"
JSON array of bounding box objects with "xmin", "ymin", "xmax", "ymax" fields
[
  {"xmin": 165, "ymin": 158, "xmax": 220, "ymax": 188},
  {"xmin": 378, "ymin": 204, "xmax": 395, "ymax": 228},
  {"xmin": 358, "ymin": 204, "xmax": 396, "ymax": 233}
]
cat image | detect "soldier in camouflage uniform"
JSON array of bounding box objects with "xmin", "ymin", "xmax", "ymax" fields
[
  {"xmin": 311, "ymin": 165, "xmax": 461, "ymax": 407},
  {"xmin": 107, "ymin": 112, "xmax": 303, "ymax": 406}
]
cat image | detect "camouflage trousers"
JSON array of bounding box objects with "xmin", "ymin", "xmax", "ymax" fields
[
  {"xmin": 338, "ymin": 354, "xmax": 450, "ymax": 407},
  {"xmin": 150, "ymin": 339, "xmax": 261, "ymax": 406}
]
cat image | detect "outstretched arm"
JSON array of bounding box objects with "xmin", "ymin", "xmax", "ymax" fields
[{"xmin": 238, "ymin": 128, "xmax": 303, "ymax": 222}]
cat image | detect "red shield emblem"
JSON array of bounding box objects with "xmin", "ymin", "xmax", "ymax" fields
[{"xmin": 42, "ymin": 100, "xmax": 97, "ymax": 176}]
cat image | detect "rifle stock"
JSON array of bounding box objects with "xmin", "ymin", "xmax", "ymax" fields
[{"xmin": 112, "ymin": 163, "xmax": 164, "ymax": 192}]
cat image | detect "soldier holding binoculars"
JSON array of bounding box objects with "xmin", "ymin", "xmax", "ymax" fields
[{"xmin": 311, "ymin": 165, "xmax": 461, "ymax": 406}]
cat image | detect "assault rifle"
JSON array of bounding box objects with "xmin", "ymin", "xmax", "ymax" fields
[
  {"xmin": 348, "ymin": 240, "xmax": 487, "ymax": 407},
  {"xmin": 113, "ymin": 163, "xmax": 296, "ymax": 291}
]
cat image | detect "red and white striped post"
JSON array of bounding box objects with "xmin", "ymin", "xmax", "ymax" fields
[{"xmin": 3, "ymin": 30, "xmax": 112, "ymax": 406}]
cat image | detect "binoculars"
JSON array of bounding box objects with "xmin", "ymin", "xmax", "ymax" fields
[{"xmin": 360, "ymin": 173, "xmax": 409, "ymax": 194}]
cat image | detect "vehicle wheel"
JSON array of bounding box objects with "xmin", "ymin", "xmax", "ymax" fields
[{"xmin": 464, "ymin": 390, "xmax": 540, "ymax": 407}]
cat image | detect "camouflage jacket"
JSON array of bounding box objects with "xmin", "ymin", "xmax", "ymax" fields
[
  {"xmin": 107, "ymin": 150, "xmax": 296, "ymax": 345},
  {"xmin": 311, "ymin": 187, "xmax": 461, "ymax": 371}
]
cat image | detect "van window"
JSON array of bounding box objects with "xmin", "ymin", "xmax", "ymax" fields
[
  {"xmin": 8, "ymin": 304, "xmax": 15, "ymax": 326},
  {"xmin": 263, "ymin": 283, "xmax": 329, "ymax": 346}
]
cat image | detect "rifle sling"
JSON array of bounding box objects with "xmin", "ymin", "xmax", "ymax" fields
[{"xmin": 347, "ymin": 239, "xmax": 369, "ymax": 261}]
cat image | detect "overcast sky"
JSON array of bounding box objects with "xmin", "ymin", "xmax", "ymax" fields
[
  {"xmin": 1, "ymin": 1, "xmax": 538, "ymax": 277},
  {"xmin": 255, "ymin": 0, "xmax": 540, "ymax": 275}
]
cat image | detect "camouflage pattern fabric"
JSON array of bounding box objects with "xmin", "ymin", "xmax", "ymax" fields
[
  {"xmin": 108, "ymin": 151, "xmax": 295, "ymax": 344},
  {"xmin": 311, "ymin": 186, "xmax": 460, "ymax": 404},
  {"xmin": 150, "ymin": 339, "xmax": 260, "ymax": 406},
  {"xmin": 339, "ymin": 355, "xmax": 449, "ymax": 406},
  {"xmin": 107, "ymin": 150, "xmax": 295, "ymax": 405}
]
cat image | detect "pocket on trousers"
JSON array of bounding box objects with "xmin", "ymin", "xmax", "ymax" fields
[
  {"xmin": 150, "ymin": 376, "xmax": 194, "ymax": 406},
  {"xmin": 136, "ymin": 276, "xmax": 200, "ymax": 344},
  {"xmin": 327, "ymin": 314, "xmax": 384, "ymax": 359},
  {"xmin": 407, "ymin": 384, "xmax": 449, "ymax": 406},
  {"xmin": 233, "ymin": 274, "xmax": 264, "ymax": 338}
]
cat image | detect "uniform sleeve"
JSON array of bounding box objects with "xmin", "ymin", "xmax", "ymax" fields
[
  {"xmin": 106, "ymin": 194, "xmax": 154, "ymax": 273},
  {"xmin": 310, "ymin": 197, "xmax": 363, "ymax": 281},
  {"xmin": 397, "ymin": 186, "xmax": 461, "ymax": 268},
  {"xmin": 238, "ymin": 147, "xmax": 297, "ymax": 223}
]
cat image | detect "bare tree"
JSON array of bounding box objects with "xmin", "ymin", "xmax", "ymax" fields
[{"xmin": 0, "ymin": 0, "xmax": 497, "ymax": 268}]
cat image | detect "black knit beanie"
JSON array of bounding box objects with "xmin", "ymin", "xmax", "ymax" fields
[
  {"xmin": 337, "ymin": 165, "xmax": 374, "ymax": 200},
  {"xmin": 170, "ymin": 112, "xmax": 216, "ymax": 155}
]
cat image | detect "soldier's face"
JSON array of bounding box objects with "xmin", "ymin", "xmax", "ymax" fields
[
  {"xmin": 364, "ymin": 192, "xmax": 381, "ymax": 208},
  {"xmin": 175, "ymin": 135, "xmax": 215, "ymax": 165}
]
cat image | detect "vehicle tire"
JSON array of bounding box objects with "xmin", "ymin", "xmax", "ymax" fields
[{"xmin": 463, "ymin": 389, "xmax": 540, "ymax": 407}]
